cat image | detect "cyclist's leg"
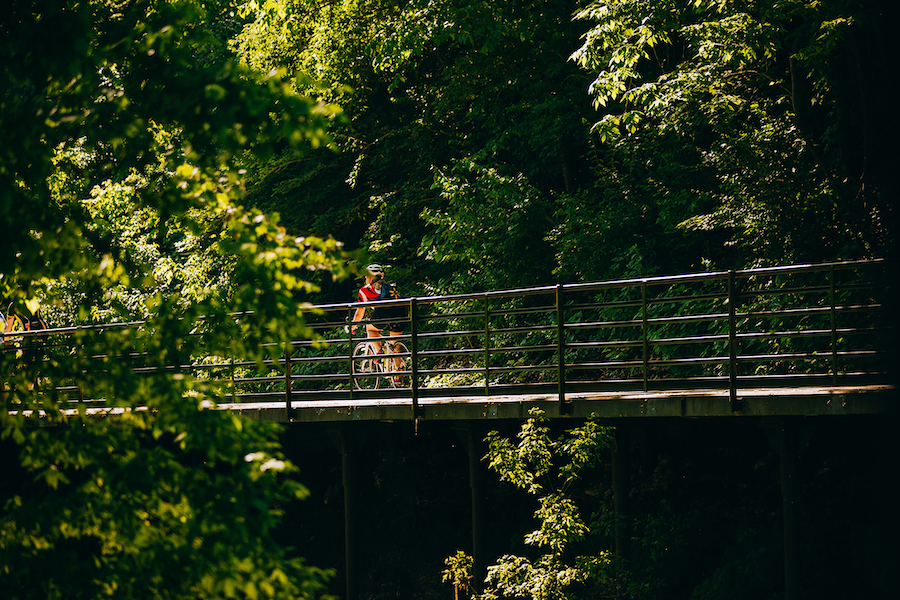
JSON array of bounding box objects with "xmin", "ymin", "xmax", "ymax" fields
[
  {"xmin": 364, "ymin": 325, "xmax": 392, "ymax": 384},
  {"xmin": 365, "ymin": 323, "xmax": 384, "ymax": 353},
  {"xmin": 387, "ymin": 329, "xmax": 404, "ymax": 373}
]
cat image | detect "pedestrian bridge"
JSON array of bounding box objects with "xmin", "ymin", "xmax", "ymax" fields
[{"xmin": 4, "ymin": 260, "xmax": 895, "ymax": 422}]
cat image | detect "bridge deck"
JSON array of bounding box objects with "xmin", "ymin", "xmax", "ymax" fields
[
  {"xmin": 21, "ymin": 384, "xmax": 896, "ymax": 425},
  {"xmin": 219, "ymin": 384, "xmax": 896, "ymax": 422}
]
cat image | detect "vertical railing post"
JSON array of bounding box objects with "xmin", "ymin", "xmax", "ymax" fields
[
  {"xmin": 484, "ymin": 296, "xmax": 490, "ymax": 397},
  {"xmin": 641, "ymin": 281, "xmax": 649, "ymax": 392},
  {"xmin": 410, "ymin": 298, "xmax": 419, "ymax": 419},
  {"xmin": 348, "ymin": 307, "xmax": 356, "ymax": 401},
  {"xmin": 728, "ymin": 270, "xmax": 740, "ymax": 412},
  {"xmin": 556, "ymin": 284, "xmax": 569, "ymax": 414},
  {"xmin": 230, "ymin": 357, "xmax": 236, "ymax": 403},
  {"xmin": 830, "ymin": 264, "xmax": 837, "ymax": 386},
  {"xmin": 284, "ymin": 345, "xmax": 293, "ymax": 419}
]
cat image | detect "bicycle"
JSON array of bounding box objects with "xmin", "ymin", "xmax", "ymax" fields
[{"xmin": 352, "ymin": 338, "xmax": 410, "ymax": 390}]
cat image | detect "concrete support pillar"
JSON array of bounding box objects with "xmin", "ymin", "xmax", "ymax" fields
[
  {"xmin": 456, "ymin": 424, "xmax": 487, "ymax": 592},
  {"xmin": 469, "ymin": 432, "xmax": 486, "ymax": 592},
  {"xmin": 779, "ymin": 421, "xmax": 800, "ymax": 600},
  {"xmin": 764, "ymin": 418, "xmax": 811, "ymax": 600},
  {"xmin": 638, "ymin": 421, "xmax": 657, "ymax": 479},
  {"xmin": 330, "ymin": 425, "xmax": 362, "ymax": 600},
  {"xmin": 612, "ymin": 425, "xmax": 631, "ymax": 574}
]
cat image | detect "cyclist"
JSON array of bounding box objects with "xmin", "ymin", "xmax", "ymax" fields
[{"xmin": 351, "ymin": 263, "xmax": 405, "ymax": 378}]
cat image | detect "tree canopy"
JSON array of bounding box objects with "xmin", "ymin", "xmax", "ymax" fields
[
  {"xmin": 2, "ymin": 1, "xmax": 347, "ymax": 598},
  {"xmin": 233, "ymin": 0, "xmax": 893, "ymax": 294}
]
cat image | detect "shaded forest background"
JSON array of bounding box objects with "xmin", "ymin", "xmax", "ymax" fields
[{"xmin": 233, "ymin": 0, "xmax": 896, "ymax": 304}]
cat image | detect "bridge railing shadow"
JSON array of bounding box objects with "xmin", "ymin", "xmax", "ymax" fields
[{"xmin": 2, "ymin": 260, "xmax": 889, "ymax": 414}]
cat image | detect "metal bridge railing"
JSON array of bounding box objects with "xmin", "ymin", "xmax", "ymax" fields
[{"xmin": 2, "ymin": 259, "xmax": 890, "ymax": 416}]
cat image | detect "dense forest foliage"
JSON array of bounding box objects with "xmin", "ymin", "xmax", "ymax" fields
[
  {"xmin": 2, "ymin": 1, "xmax": 347, "ymax": 598},
  {"xmin": 1, "ymin": 1, "xmax": 895, "ymax": 599},
  {"xmin": 233, "ymin": 0, "xmax": 895, "ymax": 299}
]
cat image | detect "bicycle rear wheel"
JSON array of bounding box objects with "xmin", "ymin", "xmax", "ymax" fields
[
  {"xmin": 352, "ymin": 342, "xmax": 381, "ymax": 390},
  {"xmin": 383, "ymin": 341, "xmax": 410, "ymax": 388}
]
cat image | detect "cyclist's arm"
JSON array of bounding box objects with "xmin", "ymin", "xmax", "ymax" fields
[{"xmin": 351, "ymin": 289, "xmax": 367, "ymax": 331}]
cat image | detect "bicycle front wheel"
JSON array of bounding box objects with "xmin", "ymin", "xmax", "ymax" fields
[{"xmin": 352, "ymin": 342, "xmax": 381, "ymax": 390}]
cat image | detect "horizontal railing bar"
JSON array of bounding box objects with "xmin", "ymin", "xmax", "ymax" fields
[
  {"xmin": 567, "ymin": 360, "xmax": 644, "ymax": 369},
  {"xmin": 488, "ymin": 304, "xmax": 557, "ymax": 318},
  {"xmin": 563, "ymin": 271, "xmax": 732, "ymax": 293},
  {"xmin": 565, "ymin": 319, "xmax": 645, "ymax": 331},
  {"xmin": 739, "ymin": 283, "xmax": 832, "ymax": 295},
  {"xmin": 489, "ymin": 343, "xmax": 558, "ymax": 354},
  {"xmin": 488, "ymin": 324, "xmax": 557, "ymax": 336},
  {"xmin": 740, "ymin": 303, "xmax": 880, "ymax": 319},
  {"xmin": 416, "ymin": 348, "xmax": 484, "ymax": 360},
  {"xmin": 565, "ymin": 298, "xmax": 645, "ymax": 312},
  {"xmin": 565, "ymin": 295, "xmax": 724, "ymax": 314},
  {"xmin": 641, "ymin": 335, "xmax": 728, "ymax": 346},
  {"xmin": 482, "ymin": 364, "xmax": 557, "ymax": 375},
  {"xmin": 414, "ymin": 328, "xmax": 489, "ymax": 341},
  {"xmin": 420, "ymin": 310, "xmax": 485, "ymax": 322},
  {"xmin": 607, "ymin": 326, "xmax": 877, "ymax": 349},
  {"xmin": 643, "ymin": 313, "xmax": 731, "ymax": 326},
  {"xmin": 417, "ymin": 366, "xmax": 485, "ymax": 377},
  {"xmin": 232, "ymin": 376, "xmax": 286, "ymax": 384},
  {"xmin": 648, "ymin": 356, "xmax": 730, "ymax": 367},
  {"xmin": 0, "ymin": 320, "xmax": 145, "ymax": 338},
  {"xmin": 735, "ymin": 350, "xmax": 878, "ymax": 362},
  {"xmin": 566, "ymin": 339, "xmax": 645, "ymax": 350},
  {"xmin": 736, "ymin": 258, "xmax": 882, "ymax": 277},
  {"xmin": 735, "ymin": 328, "xmax": 876, "ymax": 341},
  {"xmin": 289, "ymin": 373, "xmax": 357, "ymax": 382},
  {"xmin": 569, "ymin": 356, "xmax": 729, "ymax": 368},
  {"xmin": 192, "ymin": 362, "xmax": 251, "ymax": 370}
]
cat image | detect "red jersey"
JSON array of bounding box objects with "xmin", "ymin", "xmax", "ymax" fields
[{"xmin": 358, "ymin": 284, "xmax": 380, "ymax": 303}]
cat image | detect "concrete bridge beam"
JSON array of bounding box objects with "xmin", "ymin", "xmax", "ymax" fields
[
  {"xmin": 329, "ymin": 424, "xmax": 366, "ymax": 600},
  {"xmin": 764, "ymin": 418, "xmax": 814, "ymax": 600},
  {"xmin": 612, "ymin": 424, "xmax": 632, "ymax": 593},
  {"xmin": 455, "ymin": 424, "xmax": 488, "ymax": 593}
]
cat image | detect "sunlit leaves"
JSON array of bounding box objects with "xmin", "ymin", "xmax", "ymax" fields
[
  {"xmin": 526, "ymin": 494, "xmax": 590, "ymax": 551},
  {"xmin": 231, "ymin": 0, "xmax": 598, "ymax": 295},
  {"xmin": 422, "ymin": 158, "xmax": 552, "ymax": 292},
  {"xmin": 1, "ymin": 1, "xmax": 343, "ymax": 598},
  {"xmin": 571, "ymin": 0, "xmax": 679, "ymax": 109},
  {"xmin": 566, "ymin": 0, "xmax": 883, "ymax": 269},
  {"xmin": 442, "ymin": 550, "xmax": 475, "ymax": 596},
  {"xmin": 479, "ymin": 409, "xmax": 613, "ymax": 600},
  {"xmin": 573, "ymin": 0, "xmax": 778, "ymax": 132}
]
